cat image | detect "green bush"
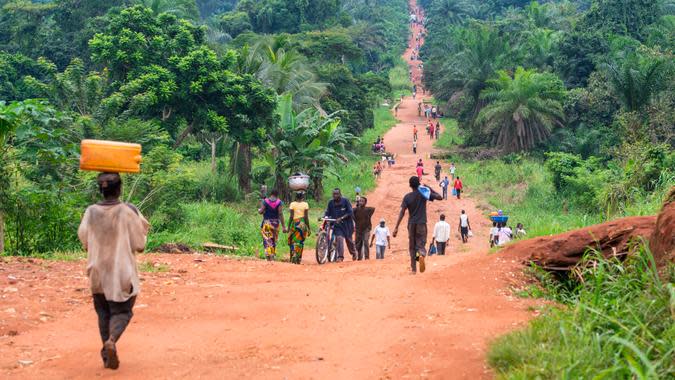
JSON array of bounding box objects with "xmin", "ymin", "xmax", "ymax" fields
[{"xmin": 544, "ymin": 152, "xmax": 584, "ymax": 191}]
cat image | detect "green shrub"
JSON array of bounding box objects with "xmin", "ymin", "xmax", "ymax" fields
[{"xmin": 544, "ymin": 151, "xmax": 584, "ymax": 191}]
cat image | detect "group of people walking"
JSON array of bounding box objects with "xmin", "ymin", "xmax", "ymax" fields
[{"xmin": 257, "ymin": 187, "xmax": 394, "ymax": 265}]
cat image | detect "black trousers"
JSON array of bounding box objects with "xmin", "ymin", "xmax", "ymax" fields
[
  {"xmin": 436, "ymin": 241, "xmax": 447, "ymax": 255},
  {"xmin": 93, "ymin": 294, "xmax": 136, "ymax": 344},
  {"xmin": 407, "ymin": 223, "xmax": 427, "ymax": 272}
]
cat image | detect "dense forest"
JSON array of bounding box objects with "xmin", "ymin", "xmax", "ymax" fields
[
  {"xmin": 421, "ymin": 0, "xmax": 673, "ymax": 216},
  {"xmin": 0, "ymin": 0, "xmax": 410, "ymax": 255}
]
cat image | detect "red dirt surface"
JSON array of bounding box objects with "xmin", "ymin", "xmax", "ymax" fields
[
  {"xmin": 650, "ymin": 188, "xmax": 675, "ymax": 267},
  {"xmin": 0, "ymin": 3, "xmax": 537, "ymax": 378},
  {"xmin": 501, "ymin": 216, "xmax": 657, "ymax": 270}
]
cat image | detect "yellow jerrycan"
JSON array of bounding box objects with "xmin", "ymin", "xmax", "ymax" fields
[{"xmin": 80, "ymin": 139, "xmax": 142, "ymax": 173}]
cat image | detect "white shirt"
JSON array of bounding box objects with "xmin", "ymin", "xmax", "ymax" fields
[
  {"xmin": 450, "ymin": 166, "xmax": 456, "ymax": 174},
  {"xmin": 373, "ymin": 226, "xmax": 390, "ymax": 246},
  {"xmin": 498, "ymin": 227, "xmax": 512, "ymax": 246},
  {"xmin": 490, "ymin": 227, "xmax": 499, "ymax": 237},
  {"xmin": 460, "ymin": 214, "xmax": 469, "ymax": 227},
  {"xmin": 433, "ymin": 221, "xmax": 451, "ymax": 243}
]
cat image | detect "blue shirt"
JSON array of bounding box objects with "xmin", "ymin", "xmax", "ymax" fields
[{"xmin": 324, "ymin": 197, "xmax": 354, "ymax": 237}]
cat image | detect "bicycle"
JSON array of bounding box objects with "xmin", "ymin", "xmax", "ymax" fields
[{"xmin": 315, "ymin": 217, "xmax": 338, "ymax": 264}]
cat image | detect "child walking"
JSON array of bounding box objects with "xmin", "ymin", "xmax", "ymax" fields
[{"xmin": 370, "ymin": 218, "xmax": 391, "ymax": 259}]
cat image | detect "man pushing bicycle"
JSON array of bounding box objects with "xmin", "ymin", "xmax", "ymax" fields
[{"xmin": 324, "ymin": 188, "xmax": 357, "ymax": 262}]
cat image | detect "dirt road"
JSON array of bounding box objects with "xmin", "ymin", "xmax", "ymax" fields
[{"xmin": 0, "ymin": 2, "xmax": 535, "ymax": 378}]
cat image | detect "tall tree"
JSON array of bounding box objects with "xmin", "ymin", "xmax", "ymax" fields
[
  {"xmin": 602, "ymin": 53, "xmax": 673, "ymax": 112},
  {"xmin": 477, "ymin": 67, "xmax": 566, "ymax": 152}
]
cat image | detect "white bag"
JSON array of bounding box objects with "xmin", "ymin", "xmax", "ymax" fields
[{"xmin": 468, "ymin": 230, "xmax": 473, "ymax": 237}]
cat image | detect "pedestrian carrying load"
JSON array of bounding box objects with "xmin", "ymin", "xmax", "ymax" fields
[{"xmin": 80, "ymin": 140, "xmax": 142, "ymax": 173}]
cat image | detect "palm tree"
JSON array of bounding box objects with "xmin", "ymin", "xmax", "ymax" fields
[
  {"xmin": 519, "ymin": 28, "xmax": 560, "ymax": 70},
  {"xmin": 477, "ymin": 67, "xmax": 566, "ymax": 152},
  {"xmin": 235, "ymin": 39, "xmax": 327, "ymax": 111},
  {"xmin": 268, "ymin": 95, "xmax": 355, "ymax": 200},
  {"xmin": 602, "ymin": 53, "xmax": 672, "ymax": 112},
  {"xmin": 138, "ymin": 0, "xmax": 199, "ymax": 20},
  {"xmin": 432, "ymin": 24, "xmax": 510, "ymax": 130}
]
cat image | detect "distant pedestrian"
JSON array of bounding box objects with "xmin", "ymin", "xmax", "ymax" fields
[
  {"xmin": 412, "ymin": 140, "xmax": 417, "ymax": 154},
  {"xmin": 434, "ymin": 161, "xmax": 442, "ymax": 181},
  {"xmin": 435, "ymin": 122, "xmax": 440, "ymax": 139},
  {"xmin": 416, "ymin": 164, "xmax": 424, "ymax": 179},
  {"xmin": 440, "ymin": 176, "xmax": 449, "ymax": 200},
  {"xmin": 515, "ymin": 223, "xmax": 527, "ymax": 239},
  {"xmin": 450, "ymin": 163, "xmax": 456, "ymax": 179},
  {"xmin": 453, "ymin": 176, "xmax": 463, "ymax": 199},
  {"xmin": 458, "ymin": 210, "xmax": 471, "ymax": 243},
  {"xmin": 432, "ymin": 214, "xmax": 451, "ymax": 255},
  {"xmin": 490, "ymin": 222, "xmax": 499, "ymax": 247},
  {"xmin": 370, "ymin": 218, "xmax": 391, "ymax": 260}
]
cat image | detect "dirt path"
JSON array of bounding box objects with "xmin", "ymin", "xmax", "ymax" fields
[{"xmin": 0, "ymin": 3, "xmax": 535, "ymax": 379}]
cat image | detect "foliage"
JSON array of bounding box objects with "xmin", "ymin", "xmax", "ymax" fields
[
  {"xmin": 477, "ymin": 67, "xmax": 566, "ymax": 152},
  {"xmin": 489, "ymin": 245, "xmax": 675, "ymax": 379},
  {"xmin": 602, "ymin": 51, "xmax": 673, "ymax": 112},
  {"xmin": 267, "ymin": 94, "xmax": 356, "ymax": 200}
]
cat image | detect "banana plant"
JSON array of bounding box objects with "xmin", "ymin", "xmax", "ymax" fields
[{"xmin": 266, "ymin": 94, "xmax": 355, "ymax": 200}]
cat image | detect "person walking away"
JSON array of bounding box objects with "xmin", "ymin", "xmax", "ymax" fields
[
  {"xmin": 370, "ymin": 219, "xmax": 391, "ymax": 259},
  {"xmin": 393, "ymin": 176, "xmax": 442, "ymax": 274},
  {"xmin": 453, "ymin": 176, "xmax": 463, "ymax": 199},
  {"xmin": 432, "ymin": 214, "xmax": 451, "ymax": 255},
  {"xmin": 78, "ymin": 173, "xmax": 150, "ymax": 370},
  {"xmin": 258, "ymin": 190, "xmax": 287, "ymax": 260},
  {"xmin": 287, "ymin": 191, "xmax": 311, "ymax": 264},
  {"xmin": 458, "ymin": 210, "xmax": 471, "ymax": 243},
  {"xmin": 324, "ymin": 188, "xmax": 356, "ymax": 261},
  {"xmin": 434, "ymin": 161, "xmax": 442, "ymax": 182},
  {"xmin": 515, "ymin": 223, "xmax": 527, "ymax": 239},
  {"xmin": 440, "ymin": 176, "xmax": 449, "ymax": 200},
  {"xmin": 412, "ymin": 140, "xmax": 417, "ymax": 154},
  {"xmin": 416, "ymin": 164, "xmax": 424, "ymax": 179},
  {"xmin": 489, "ymin": 222, "xmax": 499, "ymax": 248},
  {"xmin": 435, "ymin": 122, "xmax": 440, "ymax": 139},
  {"xmin": 413, "ymin": 125, "xmax": 418, "ymax": 141},
  {"xmin": 354, "ymin": 197, "xmax": 375, "ymax": 260},
  {"xmin": 395, "ymin": 103, "xmax": 399, "ymax": 117},
  {"xmin": 418, "ymin": 102, "xmax": 422, "ymax": 116},
  {"xmin": 450, "ymin": 163, "xmax": 456, "ymax": 179}
]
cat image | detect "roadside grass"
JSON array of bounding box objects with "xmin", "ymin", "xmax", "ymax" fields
[
  {"xmin": 434, "ymin": 118, "xmax": 463, "ymax": 149},
  {"xmin": 488, "ymin": 244, "xmax": 675, "ymax": 379},
  {"xmin": 389, "ymin": 58, "xmax": 412, "ymax": 99}
]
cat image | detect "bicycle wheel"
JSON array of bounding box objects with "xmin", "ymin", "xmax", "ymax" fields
[
  {"xmin": 315, "ymin": 231, "xmax": 329, "ymax": 264},
  {"xmin": 328, "ymin": 236, "xmax": 338, "ymax": 263}
]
